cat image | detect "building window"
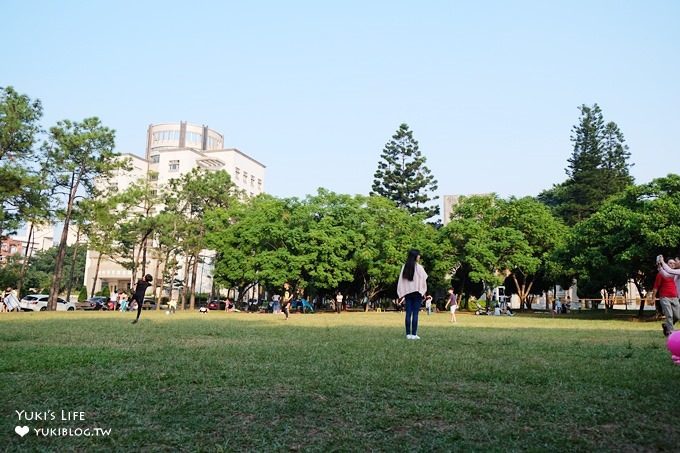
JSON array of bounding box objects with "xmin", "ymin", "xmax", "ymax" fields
[
  {"xmin": 250, "ymin": 175, "xmax": 255, "ymax": 187},
  {"xmin": 169, "ymin": 160, "xmax": 179, "ymax": 172},
  {"xmin": 186, "ymin": 132, "xmax": 202, "ymax": 144},
  {"xmin": 150, "ymin": 155, "xmax": 160, "ymax": 163}
]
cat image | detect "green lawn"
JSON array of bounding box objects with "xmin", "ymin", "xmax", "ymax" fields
[{"xmin": 1, "ymin": 310, "xmax": 677, "ymax": 452}]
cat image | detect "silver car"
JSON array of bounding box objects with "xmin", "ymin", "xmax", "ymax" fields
[{"xmin": 19, "ymin": 294, "xmax": 76, "ymax": 311}]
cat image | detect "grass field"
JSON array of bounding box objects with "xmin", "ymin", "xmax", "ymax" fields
[{"xmin": 1, "ymin": 309, "xmax": 678, "ymax": 452}]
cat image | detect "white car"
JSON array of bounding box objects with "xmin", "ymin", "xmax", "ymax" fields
[{"xmin": 19, "ymin": 294, "xmax": 76, "ymax": 311}]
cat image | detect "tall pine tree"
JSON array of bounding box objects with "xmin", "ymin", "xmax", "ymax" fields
[
  {"xmin": 371, "ymin": 123, "xmax": 439, "ymax": 220},
  {"xmin": 538, "ymin": 104, "xmax": 633, "ymax": 225}
]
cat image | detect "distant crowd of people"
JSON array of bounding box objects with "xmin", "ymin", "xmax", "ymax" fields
[{"xmin": 3, "ymin": 251, "xmax": 678, "ymax": 341}]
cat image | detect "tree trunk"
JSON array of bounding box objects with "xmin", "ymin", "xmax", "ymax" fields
[
  {"xmin": 142, "ymin": 237, "xmax": 148, "ymax": 276},
  {"xmin": 635, "ymin": 280, "xmax": 647, "ymax": 318},
  {"xmin": 17, "ymin": 222, "xmax": 35, "ymax": 298},
  {"xmin": 180, "ymin": 253, "xmax": 191, "ymax": 310},
  {"xmin": 188, "ymin": 228, "xmax": 206, "ymax": 311},
  {"xmin": 66, "ymin": 230, "xmax": 81, "ymax": 302},
  {"xmin": 49, "ymin": 164, "xmax": 84, "ymax": 310},
  {"xmin": 152, "ymin": 254, "xmax": 162, "ymax": 310},
  {"xmin": 161, "ymin": 248, "xmax": 175, "ymax": 309},
  {"xmin": 189, "ymin": 249, "xmax": 200, "ymax": 310},
  {"xmin": 49, "ymin": 230, "xmax": 70, "ymax": 309}
]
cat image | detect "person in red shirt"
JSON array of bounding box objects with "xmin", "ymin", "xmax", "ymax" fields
[
  {"xmin": 659, "ymin": 257, "xmax": 680, "ymax": 296},
  {"xmin": 651, "ymin": 257, "xmax": 680, "ymax": 337}
]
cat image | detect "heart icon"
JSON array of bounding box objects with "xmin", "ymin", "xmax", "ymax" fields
[{"xmin": 15, "ymin": 425, "xmax": 29, "ymax": 437}]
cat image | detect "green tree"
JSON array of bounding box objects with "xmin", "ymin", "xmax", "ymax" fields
[
  {"xmin": 441, "ymin": 195, "xmax": 567, "ymax": 309},
  {"xmin": 23, "ymin": 245, "xmax": 86, "ymax": 294},
  {"xmin": 107, "ymin": 173, "xmax": 160, "ymax": 289},
  {"xmin": 561, "ymin": 174, "xmax": 680, "ymax": 313},
  {"xmin": 44, "ymin": 117, "xmax": 119, "ymax": 309},
  {"xmin": 0, "ymin": 254, "xmax": 22, "ymax": 292},
  {"xmin": 355, "ymin": 195, "xmax": 440, "ymax": 302},
  {"xmin": 539, "ymin": 104, "xmax": 634, "ymax": 225},
  {"xmin": 0, "ymin": 87, "xmax": 45, "ymax": 237},
  {"xmin": 151, "ymin": 209, "xmax": 184, "ymax": 310},
  {"xmin": 78, "ymin": 196, "xmax": 123, "ymax": 297},
  {"xmin": 440, "ymin": 195, "xmax": 505, "ymax": 297},
  {"xmin": 371, "ymin": 123, "xmax": 439, "ymax": 220},
  {"xmin": 298, "ymin": 190, "xmax": 365, "ymax": 293},
  {"xmin": 13, "ymin": 166, "xmax": 53, "ymax": 298},
  {"xmin": 207, "ymin": 191, "xmax": 442, "ymax": 307},
  {"xmin": 497, "ymin": 197, "xmax": 567, "ymax": 309},
  {"xmin": 0, "ymin": 86, "xmax": 43, "ymax": 162},
  {"xmin": 206, "ymin": 194, "xmax": 305, "ymax": 304},
  {"xmin": 166, "ymin": 169, "xmax": 237, "ymax": 309}
]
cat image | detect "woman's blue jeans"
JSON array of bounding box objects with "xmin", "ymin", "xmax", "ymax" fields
[{"xmin": 404, "ymin": 292, "xmax": 422, "ymax": 336}]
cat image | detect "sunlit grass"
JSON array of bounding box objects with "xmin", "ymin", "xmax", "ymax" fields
[{"xmin": 1, "ymin": 310, "xmax": 677, "ymax": 451}]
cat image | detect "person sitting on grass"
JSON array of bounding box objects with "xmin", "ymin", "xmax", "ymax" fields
[{"xmin": 502, "ymin": 305, "xmax": 515, "ymax": 316}]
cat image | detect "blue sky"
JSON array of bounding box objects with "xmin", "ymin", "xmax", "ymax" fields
[{"xmin": 3, "ymin": 0, "xmax": 678, "ymax": 205}]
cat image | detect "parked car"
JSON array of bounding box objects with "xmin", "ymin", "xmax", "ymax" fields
[
  {"xmin": 86, "ymin": 296, "xmax": 110, "ymax": 310},
  {"xmin": 142, "ymin": 298, "xmax": 156, "ymax": 310},
  {"xmin": 20, "ymin": 294, "xmax": 75, "ymax": 311},
  {"xmin": 208, "ymin": 300, "xmax": 227, "ymax": 310}
]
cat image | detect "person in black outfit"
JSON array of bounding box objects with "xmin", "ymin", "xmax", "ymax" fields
[{"xmin": 131, "ymin": 274, "xmax": 153, "ymax": 324}]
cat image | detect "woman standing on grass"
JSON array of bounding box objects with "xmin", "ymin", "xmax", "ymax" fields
[{"xmin": 397, "ymin": 249, "xmax": 428, "ymax": 340}]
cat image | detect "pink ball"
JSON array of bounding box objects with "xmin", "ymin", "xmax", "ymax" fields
[{"xmin": 667, "ymin": 331, "xmax": 680, "ymax": 356}]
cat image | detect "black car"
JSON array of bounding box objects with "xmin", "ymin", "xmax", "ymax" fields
[{"xmin": 87, "ymin": 296, "xmax": 110, "ymax": 310}]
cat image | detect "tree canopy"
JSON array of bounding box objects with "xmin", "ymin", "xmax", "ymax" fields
[
  {"xmin": 371, "ymin": 123, "xmax": 439, "ymax": 220},
  {"xmin": 0, "ymin": 87, "xmax": 45, "ymax": 236},
  {"xmin": 539, "ymin": 104, "xmax": 634, "ymax": 225},
  {"xmin": 205, "ymin": 190, "xmax": 443, "ymax": 303},
  {"xmin": 560, "ymin": 174, "xmax": 680, "ymax": 302}
]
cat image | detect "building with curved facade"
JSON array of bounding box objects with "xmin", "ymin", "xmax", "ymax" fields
[
  {"xmin": 146, "ymin": 122, "xmax": 224, "ymax": 155},
  {"xmin": 145, "ymin": 122, "xmax": 265, "ymax": 198}
]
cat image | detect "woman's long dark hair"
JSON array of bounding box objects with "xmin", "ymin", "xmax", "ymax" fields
[{"xmin": 402, "ymin": 249, "xmax": 420, "ymax": 281}]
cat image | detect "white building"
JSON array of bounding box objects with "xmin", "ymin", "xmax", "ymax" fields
[
  {"xmin": 84, "ymin": 122, "xmax": 265, "ymax": 296},
  {"xmin": 11, "ymin": 223, "xmax": 55, "ymax": 255},
  {"xmin": 145, "ymin": 122, "xmax": 264, "ymax": 198}
]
